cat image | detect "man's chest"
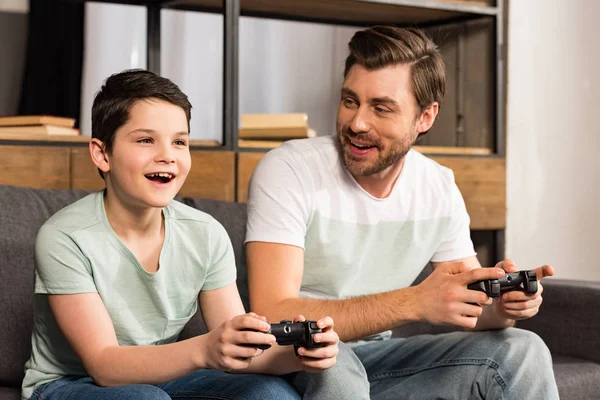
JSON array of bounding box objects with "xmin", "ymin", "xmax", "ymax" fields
[{"xmin": 302, "ymin": 212, "xmax": 451, "ymax": 298}]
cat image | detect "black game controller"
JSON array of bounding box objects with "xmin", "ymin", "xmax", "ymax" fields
[
  {"xmin": 468, "ymin": 270, "xmax": 538, "ymax": 298},
  {"xmin": 242, "ymin": 320, "xmax": 323, "ymax": 353}
]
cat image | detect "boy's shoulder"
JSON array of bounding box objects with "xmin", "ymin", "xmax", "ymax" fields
[
  {"xmin": 42, "ymin": 191, "xmax": 104, "ymax": 234},
  {"xmin": 166, "ymin": 199, "xmax": 218, "ymax": 226}
]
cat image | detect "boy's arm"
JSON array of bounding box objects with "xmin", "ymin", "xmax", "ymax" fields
[
  {"xmin": 48, "ymin": 292, "xmax": 211, "ymax": 386},
  {"xmin": 247, "ymin": 241, "xmax": 505, "ymax": 341}
]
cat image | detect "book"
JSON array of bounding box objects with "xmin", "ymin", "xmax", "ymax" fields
[
  {"xmin": 238, "ymin": 139, "xmax": 285, "ymax": 149},
  {"xmin": 239, "ymin": 113, "xmax": 314, "ymax": 139},
  {"xmin": 0, "ymin": 125, "xmax": 80, "ymax": 136},
  {"xmin": 238, "ymin": 128, "xmax": 317, "ymax": 149},
  {"xmin": 0, "ymin": 115, "xmax": 76, "ymax": 128}
]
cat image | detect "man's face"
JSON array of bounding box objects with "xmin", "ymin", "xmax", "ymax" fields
[
  {"xmin": 337, "ymin": 63, "xmax": 432, "ymax": 177},
  {"xmin": 104, "ymin": 99, "xmax": 191, "ymax": 209}
]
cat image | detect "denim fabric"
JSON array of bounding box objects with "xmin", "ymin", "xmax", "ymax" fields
[
  {"xmin": 30, "ymin": 370, "xmax": 300, "ymax": 400},
  {"xmin": 350, "ymin": 328, "xmax": 559, "ymax": 400}
]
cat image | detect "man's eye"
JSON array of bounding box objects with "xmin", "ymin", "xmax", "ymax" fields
[
  {"xmin": 375, "ymin": 107, "xmax": 391, "ymax": 113},
  {"xmin": 343, "ymin": 98, "xmax": 357, "ymax": 107}
]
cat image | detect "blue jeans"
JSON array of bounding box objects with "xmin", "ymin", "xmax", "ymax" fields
[
  {"xmin": 349, "ymin": 328, "xmax": 560, "ymax": 400},
  {"xmin": 30, "ymin": 369, "xmax": 300, "ymax": 400}
]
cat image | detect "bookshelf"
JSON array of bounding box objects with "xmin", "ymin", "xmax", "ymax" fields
[
  {"xmin": 66, "ymin": 0, "xmax": 505, "ymax": 153},
  {"xmin": 46, "ymin": 0, "xmax": 506, "ymax": 259}
]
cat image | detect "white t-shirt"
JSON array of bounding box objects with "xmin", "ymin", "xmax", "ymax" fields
[{"xmin": 246, "ymin": 135, "xmax": 475, "ymax": 303}]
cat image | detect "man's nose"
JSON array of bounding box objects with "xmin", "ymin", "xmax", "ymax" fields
[{"xmin": 349, "ymin": 106, "xmax": 371, "ymax": 133}]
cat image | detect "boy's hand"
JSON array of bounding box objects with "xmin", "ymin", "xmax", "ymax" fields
[
  {"xmin": 293, "ymin": 315, "xmax": 339, "ymax": 373},
  {"xmin": 202, "ymin": 312, "xmax": 276, "ymax": 372}
]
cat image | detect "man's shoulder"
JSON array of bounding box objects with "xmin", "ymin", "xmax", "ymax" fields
[{"xmin": 408, "ymin": 149, "xmax": 456, "ymax": 188}]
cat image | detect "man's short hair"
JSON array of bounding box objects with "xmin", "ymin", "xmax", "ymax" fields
[
  {"xmin": 91, "ymin": 69, "xmax": 192, "ymax": 178},
  {"xmin": 344, "ymin": 26, "xmax": 446, "ymax": 111}
]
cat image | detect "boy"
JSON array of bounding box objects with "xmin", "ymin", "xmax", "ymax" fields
[{"xmin": 22, "ymin": 69, "xmax": 341, "ymax": 400}]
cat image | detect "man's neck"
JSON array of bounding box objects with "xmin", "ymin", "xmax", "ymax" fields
[
  {"xmin": 353, "ymin": 157, "xmax": 406, "ymax": 199},
  {"xmin": 103, "ymin": 190, "xmax": 163, "ymax": 241}
]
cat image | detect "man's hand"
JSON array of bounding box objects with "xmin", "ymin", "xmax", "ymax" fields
[
  {"xmin": 201, "ymin": 313, "xmax": 276, "ymax": 372},
  {"xmin": 414, "ymin": 261, "xmax": 505, "ymax": 329},
  {"xmin": 494, "ymin": 259, "xmax": 555, "ymax": 321},
  {"xmin": 293, "ymin": 315, "xmax": 339, "ymax": 373}
]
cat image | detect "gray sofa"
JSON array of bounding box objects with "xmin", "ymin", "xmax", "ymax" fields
[{"xmin": 1, "ymin": 184, "xmax": 598, "ymax": 399}]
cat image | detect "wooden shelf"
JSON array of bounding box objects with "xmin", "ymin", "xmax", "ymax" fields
[
  {"xmin": 0, "ymin": 133, "xmax": 220, "ymax": 148},
  {"xmin": 238, "ymin": 138, "xmax": 492, "ymax": 156},
  {"xmin": 166, "ymin": 0, "xmax": 497, "ymax": 25},
  {"xmin": 68, "ymin": 0, "xmax": 497, "ymax": 25}
]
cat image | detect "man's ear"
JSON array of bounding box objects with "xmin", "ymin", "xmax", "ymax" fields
[
  {"xmin": 416, "ymin": 102, "xmax": 439, "ymax": 134},
  {"xmin": 89, "ymin": 138, "xmax": 110, "ymax": 174}
]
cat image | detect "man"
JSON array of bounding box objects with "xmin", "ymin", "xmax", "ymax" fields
[
  {"xmin": 22, "ymin": 69, "xmax": 342, "ymax": 400},
  {"xmin": 246, "ymin": 26, "xmax": 559, "ymax": 399}
]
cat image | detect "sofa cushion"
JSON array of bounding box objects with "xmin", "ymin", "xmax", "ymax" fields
[
  {"xmin": 0, "ymin": 185, "xmax": 91, "ymax": 387},
  {"xmin": 553, "ymin": 355, "xmax": 600, "ymax": 400},
  {"xmin": 0, "ymin": 386, "xmax": 21, "ymax": 400},
  {"xmin": 178, "ymin": 198, "xmax": 248, "ymax": 340},
  {"xmin": 182, "ymin": 198, "xmax": 249, "ymax": 307}
]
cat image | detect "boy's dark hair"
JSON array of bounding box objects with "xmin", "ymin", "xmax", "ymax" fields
[
  {"xmin": 344, "ymin": 26, "xmax": 446, "ymax": 111},
  {"xmin": 91, "ymin": 69, "xmax": 192, "ymax": 178}
]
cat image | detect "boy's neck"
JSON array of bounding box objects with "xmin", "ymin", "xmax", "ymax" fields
[{"xmin": 103, "ymin": 190, "xmax": 164, "ymax": 240}]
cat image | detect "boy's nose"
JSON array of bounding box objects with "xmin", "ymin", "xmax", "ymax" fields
[{"xmin": 155, "ymin": 146, "xmax": 176, "ymax": 163}]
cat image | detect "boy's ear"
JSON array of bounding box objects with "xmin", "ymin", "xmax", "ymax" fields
[{"xmin": 89, "ymin": 138, "xmax": 110, "ymax": 174}]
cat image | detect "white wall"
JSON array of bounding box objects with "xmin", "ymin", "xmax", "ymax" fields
[
  {"xmin": 79, "ymin": 6, "xmax": 356, "ymax": 141},
  {"xmin": 0, "ymin": 0, "xmax": 27, "ymax": 13},
  {"xmin": 506, "ymin": 0, "xmax": 600, "ymax": 281}
]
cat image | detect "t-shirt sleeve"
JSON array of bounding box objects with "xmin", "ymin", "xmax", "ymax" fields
[
  {"xmin": 202, "ymin": 218, "xmax": 238, "ymax": 291},
  {"xmin": 431, "ymin": 172, "xmax": 477, "ymax": 262},
  {"xmin": 245, "ymin": 149, "xmax": 311, "ymax": 249},
  {"xmin": 34, "ymin": 223, "xmax": 98, "ymax": 294}
]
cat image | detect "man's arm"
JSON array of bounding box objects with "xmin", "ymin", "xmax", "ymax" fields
[{"xmin": 247, "ymin": 241, "xmax": 503, "ymax": 341}]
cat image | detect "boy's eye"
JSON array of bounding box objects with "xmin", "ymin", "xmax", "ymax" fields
[
  {"xmin": 138, "ymin": 138, "xmax": 153, "ymax": 144},
  {"xmin": 174, "ymin": 139, "xmax": 188, "ymax": 146}
]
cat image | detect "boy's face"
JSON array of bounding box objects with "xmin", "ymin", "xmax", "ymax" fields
[
  {"xmin": 336, "ymin": 63, "xmax": 437, "ymax": 177},
  {"xmin": 98, "ymin": 99, "xmax": 191, "ymax": 209}
]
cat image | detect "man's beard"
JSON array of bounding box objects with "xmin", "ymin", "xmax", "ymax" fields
[{"xmin": 337, "ymin": 124, "xmax": 415, "ymax": 177}]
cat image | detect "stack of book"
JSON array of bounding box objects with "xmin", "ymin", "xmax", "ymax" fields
[
  {"xmin": 237, "ymin": 113, "xmax": 316, "ymax": 149},
  {"xmin": 0, "ymin": 115, "xmax": 79, "ymax": 137}
]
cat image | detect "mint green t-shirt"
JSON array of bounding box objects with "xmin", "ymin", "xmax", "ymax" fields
[{"xmin": 21, "ymin": 191, "xmax": 236, "ymax": 399}]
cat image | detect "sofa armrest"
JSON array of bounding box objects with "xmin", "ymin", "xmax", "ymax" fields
[{"xmin": 516, "ymin": 278, "xmax": 600, "ymax": 364}]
